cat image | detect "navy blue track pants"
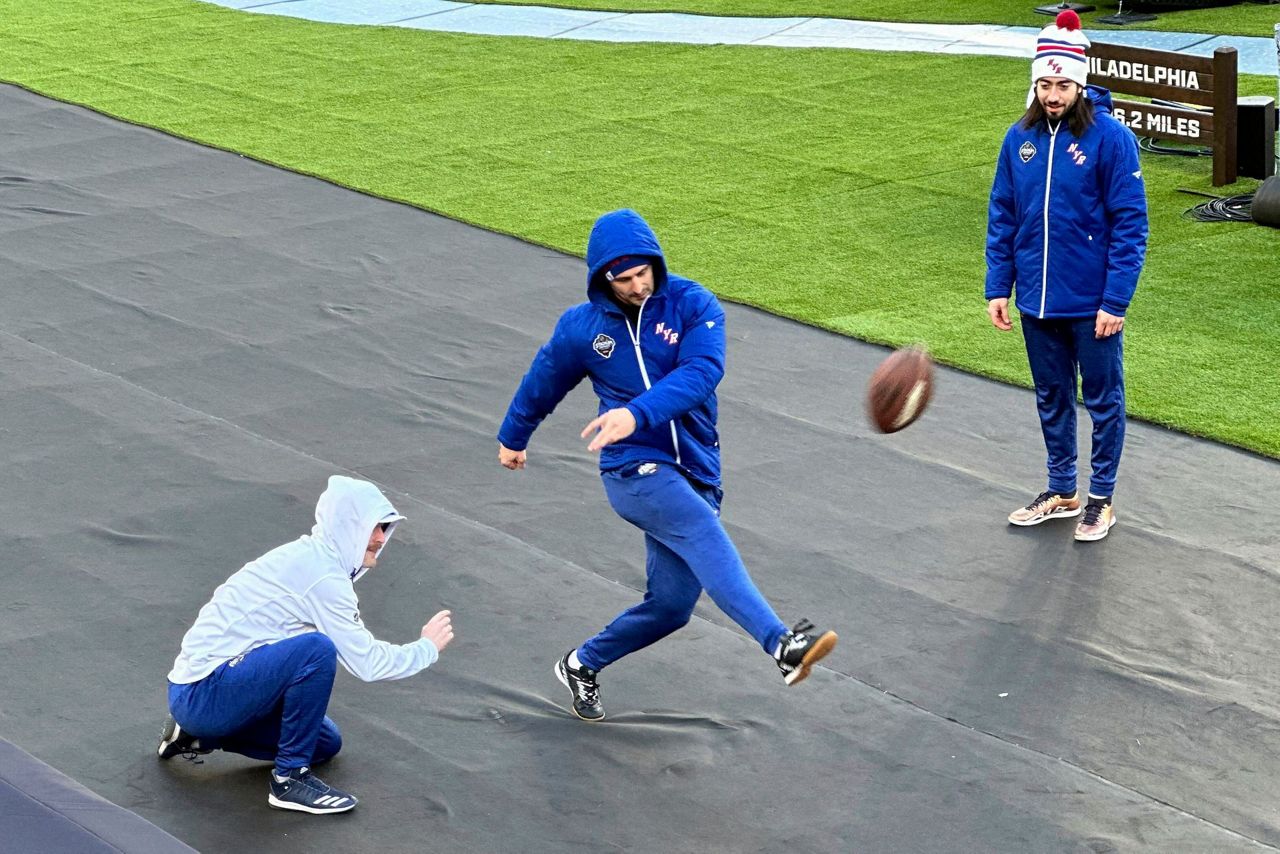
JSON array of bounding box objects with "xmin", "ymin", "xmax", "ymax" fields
[
  {"xmin": 1021, "ymin": 315, "xmax": 1126, "ymax": 498},
  {"xmin": 168, "ymin": 632, "xmax": 342, "ymax": 776},
  {"xmin": 577, "ymin": 464, "xmax": 788, "ymax": 672}
]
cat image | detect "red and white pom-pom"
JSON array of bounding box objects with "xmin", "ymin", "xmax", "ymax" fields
[{"xmin": 1055, "ymin": 9, "xmax": 1082, "ymax": 30}]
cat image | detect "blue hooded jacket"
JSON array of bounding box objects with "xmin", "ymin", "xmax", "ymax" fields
[
  {"xmin": 985, "ymin": 86, "xmax": 1148, "ymax": 319},
  {"xmin": 498, "ymin": 209, "xmax": 726, "ymax": 487}
]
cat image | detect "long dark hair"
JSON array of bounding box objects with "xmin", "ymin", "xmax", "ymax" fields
[{"xmin": 1020, "ymin": 86, "xmax": 1096, "ymax": 137}]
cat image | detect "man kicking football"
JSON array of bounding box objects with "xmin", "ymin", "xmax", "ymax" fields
[{"xmin": 497, "ymin": 209, "xmax": 837, "ymax": 721}]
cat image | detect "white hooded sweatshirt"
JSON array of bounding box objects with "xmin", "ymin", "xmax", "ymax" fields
[{"xmin": 167, "ymin": 475, "xmax": 437, "ymax": 684}]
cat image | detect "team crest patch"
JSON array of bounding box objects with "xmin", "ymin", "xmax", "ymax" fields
[
  {"xmin": 592, "ymin": 333, "xmax": 616, "ymax": 359},
  {"xmin": 1019, "ymin": 141, "xmax": 1037, "ymax": 163}
]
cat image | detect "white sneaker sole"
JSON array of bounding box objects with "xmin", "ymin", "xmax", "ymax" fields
[
  {"xmin": 1008, "ymin": 505, "xmax": 1083, "ymax": 526},
  {"xmin": 784, "ymin": 631, "xmax": 838, "ymax": 687},
  {"xmin": 157, "ymin": 720, "xmax": 188, "ymax": 759},
  {"xmin": 1074, "ymin": 514, "xmax": 1118, "ymax": 542},
  {"xmin": 268, "ymin": 793, "xmax": 356, "ymax": 814},
  {"xmin": 555, "ymin": 660, "xmax": 605, "ymax": 722}
]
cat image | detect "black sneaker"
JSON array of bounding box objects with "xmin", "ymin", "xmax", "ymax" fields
[
  {"xmin": 555, "ymin": 650, "xmax": 605, "ymax": 722},
  {"xmin": 157, "ymin": 714, "xmax": 211, "ymax": 760},
  {"xmin": 774, "ymin": 620, "xmax": 838, "ymax": 686},
  {"xmin": 268, "ymin": 767, "xmax": 357, "ymax": 814}
]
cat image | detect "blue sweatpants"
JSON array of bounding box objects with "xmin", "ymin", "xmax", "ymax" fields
[
  {"xmin": 1021, "ymin": 314, "xmax": 1126, "ymax": 498},
  {"xmin": 577, "ymin": 464, "xmax": 788, "ymax": 672},
  {"xmin": 168, "ymin": 632, "xmax": 342, "ymax": 776}
]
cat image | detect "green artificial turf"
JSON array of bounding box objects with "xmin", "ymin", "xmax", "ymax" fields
[
  {"xmin": 464, "ymin": 0, "xmax": 1280, "ymax": 38},
  {"xmin": 1, "ymin": 0, "xmax": 1278, "ymax": 455}
]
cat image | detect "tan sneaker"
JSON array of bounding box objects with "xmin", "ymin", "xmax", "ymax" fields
[
  {"xmin": 1074, "ymin": 500, "xmax": 1116, "ymax": 541},
  {"xmin": 1008, "ymin": 490, "xmax": 1081, "ymax": 526}
]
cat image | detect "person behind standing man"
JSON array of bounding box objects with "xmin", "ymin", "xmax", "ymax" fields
[
  {"xmin": 984, "ymin": 10, "xmax": 1148, "ymax": 542},
  {"xmin": 158, "ymin": 475, "xmax": 454, "ymax": 814},
  {"xmin": 497, "ymin": 208, "xmax": 837, "ymax": 722}
]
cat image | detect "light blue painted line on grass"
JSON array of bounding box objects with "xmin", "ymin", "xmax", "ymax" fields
[
  {"xmin": 560, "ymin": 13, "xmax": 811, "ymax": 45},
  {"xmin": 200, "ymin": 0, "xmax": 1279, "ymax": 77},
  {"xmin": 1084, "ymin": 30, "xmax": 1275, "ymax": 75},
  {"xmin": 237, "ymin": 0, "xmax": 464, "ymax": 25},
  {"xmin": 215, "ymin": 0, "xmax": 281, "ymax": 9},
  {"xmin": 399, "ymin": 4, "xmax": 623, "ymax": 37},
  {"xmin": 754, "ymin": 19, "xmax": 1027, "ymax": 54},
  {"xmin": 1197, "ymin": 33, "xmax": 1279, "ymax": 63},
  {"xmin": 1088, "ymin": 29, "xmax": 1222, "ymax": 52}
]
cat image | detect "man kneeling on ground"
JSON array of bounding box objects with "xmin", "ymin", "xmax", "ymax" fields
[{"xmin": 157, "ymin": 475, "xmax": 454, "ymax": 814}]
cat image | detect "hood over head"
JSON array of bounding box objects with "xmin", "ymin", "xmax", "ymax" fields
[
  {"xmin": 585, "ymin": 209, "xmax": 668, "ymax": 305},
  {"xmin": 1084, "ymin": 83, "xmax": 1113, "ymax": 114},
  {"xmin": 310, "ymin": 475, "xmax": 405, "ymax": 582}
]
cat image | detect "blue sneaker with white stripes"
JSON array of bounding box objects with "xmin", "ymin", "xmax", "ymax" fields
[{"xmin": 268, "ymin": 767, "xmax": 357, "ymax": 814}]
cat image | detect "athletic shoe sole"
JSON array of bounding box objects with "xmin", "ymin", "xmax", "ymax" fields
[
  {"xmin": 784, "ymin": 630, "xmax": 838, "ymax": 687},
  {"xmin": 157, "ymin": 717, "xmax": 208, "ymax": 760},
  {"xmin": 268, "ymin": 793, "xmax": 356, "ymax": 814},
  {"xmin": 157, "ymin": 719, "xmax": 180, "ymax": 759},
  {"xmin": 554, "ymin": 660, "xmax": 605, "ymax": 722},
  {"xmin": 1074, "ymin": 514, "xmax": 1118, "ymax": 542},
  {"xmin": 1008, "ymin": 505, "xmax": 1082, "ymax": 526}
]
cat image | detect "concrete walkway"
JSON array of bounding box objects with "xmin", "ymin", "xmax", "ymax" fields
[{"xmin": 203, "ymin": 0, "xmax": 1279, "ymax": 75}]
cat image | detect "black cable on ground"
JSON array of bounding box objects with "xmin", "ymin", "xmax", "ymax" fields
[
  {"xmin": 1177, "ymin": 188, "xmax": 1256, "ymax": 222},
  {"xmin": 1139, "ymin": 99, "xmax": 1213, "ymax": 158},
  {"xmin": 1139, "ymin": 137, "xmax": 1211, "ymax": 157}
]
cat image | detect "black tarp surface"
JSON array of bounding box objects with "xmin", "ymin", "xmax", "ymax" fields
[
  {"xmin": 0, "ymin": 739, "xmax": 196, "ymax": 854},
  {"xmin": 2, "ymin": 83, "xmax": 1279, "ymax": 853}
]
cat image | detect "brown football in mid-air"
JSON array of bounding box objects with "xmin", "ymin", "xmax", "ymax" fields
[{"xmin": 867, "ymin": 346, "xmax": 934, "ymax": 434}]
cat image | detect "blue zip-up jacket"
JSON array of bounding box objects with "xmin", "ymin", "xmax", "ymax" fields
[
  {"xmin": 985, "ymin": 86, "xmax": 1148, "ymax": 319},
  {"xmin": 498, "ymin": 209, "xmax": 725, "ymax": 487}
]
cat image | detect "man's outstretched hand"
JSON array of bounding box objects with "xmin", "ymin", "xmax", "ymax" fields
[{"xmin": 421, "ymin": 609, "xmax": 454, "ymax": 652}]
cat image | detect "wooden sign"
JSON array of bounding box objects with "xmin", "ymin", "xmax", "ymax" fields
[{"xmin": 1090, "ymin": 42, "xmax": 1237, "ymax": 185}]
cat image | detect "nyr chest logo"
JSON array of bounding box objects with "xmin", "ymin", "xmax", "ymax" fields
[
  {"xmin": 1019, "ymin": 141, "xmax": 1037, "ymax": 163},
  {"xmin": 592, "ymin": 333, "xmax": 616, "ymax": 359},
  {"xmin": 1067, "ymin": 142, "xmax": 1088, "ymax": 167},
  {"xmin": 654, "ymin": 322, "xmax": 679, "ymax": 346}
]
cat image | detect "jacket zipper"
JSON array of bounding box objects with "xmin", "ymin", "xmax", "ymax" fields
[
  {"xmin": 624, "ymin": 302, "xmax": 682, "ymax": 465},
  {"xmin": 1039, "ymin": 122, "xmax": 1058, "ymax": 319}
]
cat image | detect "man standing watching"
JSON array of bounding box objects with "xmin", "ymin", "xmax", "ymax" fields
[
  {"xmin": 158, "ymin": 475, "xmax": 454, "ymax": 813},
  {"xmin": 497, "ymin": 208, "xmax": 836, "ymax": 722},
  {"xmin": 985, "ymin": 11, "xmax": 1149, "ymax": 542}
]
